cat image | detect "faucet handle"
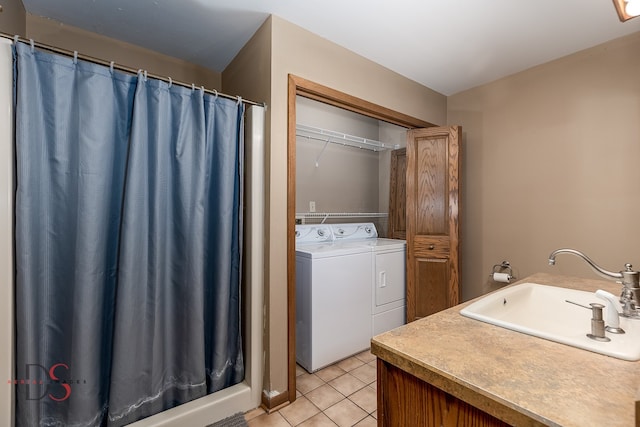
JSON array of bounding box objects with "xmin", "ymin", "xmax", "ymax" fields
[
  {"xmin": 621, "ymin": 265, "xmax": 640, "ymax": 289},
  {"xmin": 595, "ymin": 290, "xmax": 625, "ymax": 334}
]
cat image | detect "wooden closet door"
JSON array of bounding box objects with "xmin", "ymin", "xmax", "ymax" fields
[
  {"xmin": 388, "ymin": 148, "xmax": 406, "ymax": 240},
  {"xmin": 406, "ymin": 126, "xmax": 460, "ymax": 322}
]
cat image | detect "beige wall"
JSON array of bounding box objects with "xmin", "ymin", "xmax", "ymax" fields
[
  {"xmin": 222, "ymin": 17, "xmax": 271, "ymax": 105},
  {"xmin": 224, "ymin": 15, "xmax": 448, "ymax": 399},
  {"xmin": 295, "ymin": 97, "xmax": 406, "ymax": 237},
  {"xmin": 296, "ymin": 96, "xmax": 381, "ymax": 214},
  {"xmin": 448, "ymin": 31, "xmax": 640, "ymax": 302},
  {"xmin": 0, "ymin": 7, "xmax": 222, "ymax": 89},
  {"xmin": 26, "ymin": 15, "xmax": 221, "ymax": 89},
  {"xmin": 221, "ymin": 18, "xmax": 273, "ymax": 401},
  {"xmin": 0, "ymin": 0, "xmax": 26, "ymax": 36}
]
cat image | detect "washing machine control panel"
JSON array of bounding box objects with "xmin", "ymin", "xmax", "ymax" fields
[
  {"xmin": 295, "ymin": 225, "xmax": 335, "ymax": 244},
  {"xmin": 296, "ymin": 222, "xmax": 379, "ymax": 245}
]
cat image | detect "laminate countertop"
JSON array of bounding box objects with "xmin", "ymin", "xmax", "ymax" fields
[{"xmin": 371, "ymin": 273, "xmax": 640, "ymax": 427}]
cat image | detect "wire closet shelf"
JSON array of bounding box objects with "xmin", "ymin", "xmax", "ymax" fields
[
  {"xmin": 295, "ymin": 212, "xmax": 389, "ymax": 225},
  {"xmin": 296, "ymin": 124, "xmax": 400, "ymax": 152}
]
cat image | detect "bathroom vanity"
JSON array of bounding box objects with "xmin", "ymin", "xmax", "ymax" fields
[{"xmin": 371, "ymin": 273, "xmax": 640, "ymax": 426}]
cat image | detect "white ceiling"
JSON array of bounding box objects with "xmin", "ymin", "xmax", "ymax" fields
[{"xmin": 21, "ymin": 0, "xmax": 640, "ymax": 95}]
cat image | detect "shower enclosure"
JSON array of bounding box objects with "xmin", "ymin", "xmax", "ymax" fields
[{"xmin": 0, "ymin": 37, "xmax": 264, "ymax": 426}]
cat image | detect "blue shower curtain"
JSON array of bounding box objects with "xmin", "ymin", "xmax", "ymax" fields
[{"xmin": 13, "ymin": 42, "xmax": 244, "ymax": 426}]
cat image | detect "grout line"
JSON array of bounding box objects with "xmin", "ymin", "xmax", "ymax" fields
[{"xmin": 249, "ymin": 355, "xmax": 377, "ymax": 427}]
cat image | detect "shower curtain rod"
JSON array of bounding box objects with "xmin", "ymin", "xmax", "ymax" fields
[{"xmin": 1, "ymin": 32, "xmax": 265, "ymax": 108}]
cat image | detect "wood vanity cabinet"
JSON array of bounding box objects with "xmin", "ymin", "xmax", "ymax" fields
[
  {"xmin": 377, "ymin": 359, "xmax": 510, "ymax": 427},
  {"xmin": 404, "ymin": 126, "xmax": 461, "ymax": 322}
]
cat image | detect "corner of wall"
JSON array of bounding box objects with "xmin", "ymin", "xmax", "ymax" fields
[
  {"xmin": 222, "ymin": 16, "xmax": 272, "ymax": 106},
  {"xmin": 221, "ymin": 15, "xmax": 275, "ymax": 406}
]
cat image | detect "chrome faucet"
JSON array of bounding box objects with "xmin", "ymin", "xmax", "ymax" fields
[{"xmin": 548, "ymin": 248, "xmax": 640, "ymax": 318}]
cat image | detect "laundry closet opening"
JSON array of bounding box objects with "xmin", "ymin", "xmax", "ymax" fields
[
  {"xmin": 286, "ymin": 75, "xmax": 437, "ymax": 402},
  {"xmin": 294, "ymin": 95, "xmax": 409, "ymax": 377}
]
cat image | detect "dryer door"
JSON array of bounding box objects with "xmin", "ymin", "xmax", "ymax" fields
[{"xmin": 375, "ymin": 251, "xmax": 406, "ymax": 307}]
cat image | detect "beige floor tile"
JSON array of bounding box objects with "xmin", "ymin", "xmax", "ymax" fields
[
  {"xmin": 354, "ymin": 350, "xmax": 375, "ymax": 363},
  {"xmin": 336, "ymin": 356, "xmax": 364, "ymax": 372},
  {"xmin": 328, "ymin": 373, "xmax": 367, "ymax": 397},
  {"xmin": 353, "ymin": 415, "xmax": 377, "ymax": 426},
  {"xmin": 315, "ymin": 364, "xmax": 346, "ymax": 383},
  {"xmin": 265, "ymin": 359, "xmax": 380, "ymax": 427},
  {"xmin": 297, "ymin": 372, "xmax": 325, "ymax": 394},
  {"xmin": 296, "ymin": 364, "xmax": 307, "ymax": 376},
  {"xmin": 305, "ymin": 384, "xmax": 345, "ymax": 411},
  {"xmin": 324, "ymin": 399, "xmax": 368, "ymax": 427},
  {"xmin": 349, "ymin": 364, "xmax": 376, "ymax": 385},
  {"xmin": 348, "ymin": 386, "xmax": 377, "ymax": 414},
  {"xmin": 278, "ymin": 396, "xmax": 320, "ymax": 426},
  {"xmin": 297, "ymin": 412, "xmax": 339, "ymax": 427},
  {"xmin": 245, "ymin": 407, "xmax": 267, "ymax": 421},
  {"xmin": 247, "ymin": 411, "xmax": 292, "ymax": 427}
]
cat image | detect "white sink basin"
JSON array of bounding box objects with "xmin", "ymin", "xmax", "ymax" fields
[{"xmin": 460, "ymin": 282, "xmax": 640, "ymax": 361}]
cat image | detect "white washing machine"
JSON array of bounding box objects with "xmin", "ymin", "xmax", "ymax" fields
[{"xmin": 295, "ymin": 224, "xmax": 373, "ymax": 372}]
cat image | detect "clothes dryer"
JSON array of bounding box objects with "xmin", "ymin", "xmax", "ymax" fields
[
  {"xmin": 331, "ymin": 223, "xmax": 406, "ymax": 333},
  {"xmin": 364, "ymin": 238, "xmax": 407, "ymax": 335}
]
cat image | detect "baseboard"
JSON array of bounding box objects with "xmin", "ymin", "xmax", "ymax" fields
[{"xmin": 260, "ymin": 389, "xmax": 290, "ymax": 413}]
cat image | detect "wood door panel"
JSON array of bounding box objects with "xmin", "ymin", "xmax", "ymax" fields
[
  {"xmin": 414, "ymin": 258, "xmax": 449, "ymax": 318},
  {"xmin": 406, "ymin": 126, "xmax": 461, "ymax": 322},
  {"xmin": 416, "ymin": 136, "xmax": 447, "ymax": 235},
  {"xmin": 388, "ymin": 148, "xmax": 406, "ymax": 240}
]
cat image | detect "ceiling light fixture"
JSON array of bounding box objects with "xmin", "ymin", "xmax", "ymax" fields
[{"xmin": 613, "ymin": 0, "xmax": 640, "ymax": 21}]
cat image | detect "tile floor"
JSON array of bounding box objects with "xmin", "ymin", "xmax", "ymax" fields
[{"xmin": 244, "ymin": 350, "xmax": 377, "ymax": 426}]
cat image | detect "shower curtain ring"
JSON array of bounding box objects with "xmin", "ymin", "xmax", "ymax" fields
[
  {"xmin": 110, "ymin": 61, "xmax": 114, "ymax": 73},
  {"xmin": 168, "ymin": 77, "xmax": 172, "ymax": 88},
  {"xmin": 73, "ymin": 51, "xmax": 78, "ymax": 65},
  {"xmin": 29, "ymin": 39, "xmax": 34, "ymax": 52}
]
